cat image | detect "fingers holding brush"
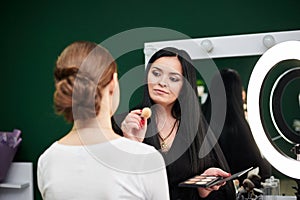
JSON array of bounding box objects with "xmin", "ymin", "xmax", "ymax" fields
[{"xmin": 121, "ymin": 107, "xmax": 152, "ymax": 142}]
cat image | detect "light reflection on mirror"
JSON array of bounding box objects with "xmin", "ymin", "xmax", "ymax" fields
[
  {"xmin": 259, "ymin": 60, "xmax": 300, "ymax": 158},
  {"xmin": 281, "ymin": 76, "xmax": 300, "ymax": 136}
]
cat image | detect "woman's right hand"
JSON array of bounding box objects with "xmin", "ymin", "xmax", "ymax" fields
[{"xmin": 121, "ymin": 109, "xmax": 147, "ymax": 142}]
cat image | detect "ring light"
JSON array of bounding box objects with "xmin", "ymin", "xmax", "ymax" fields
[
  {"xmin": 270, "ymin": 67, "xmax": 300, "ymax": 144},
  {"xmin": 247, "ymin": 41, "xmax": 300, "ymax": 179}
]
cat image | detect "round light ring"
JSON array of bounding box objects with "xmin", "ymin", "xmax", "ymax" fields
[
  {"xmin": 247, "ymin": 40, "xmax": 300, "ymax": 179},
  {"xmin": 270, "ymin": 67, "xmax": 300, "ymax": 144}
]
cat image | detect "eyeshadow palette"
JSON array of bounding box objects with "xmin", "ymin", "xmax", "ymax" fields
[
  {"xmin": 179, "ymin": 167, "xmax": 253, "ymax": 188},
  {"xmin": 179, "ymin": 174, "xmax": 221, "ymax": 188}
]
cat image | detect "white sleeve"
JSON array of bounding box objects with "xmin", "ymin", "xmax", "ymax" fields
[{"xmin": 37, "ymin": 155, "xmax": 45, "ymax": 199}]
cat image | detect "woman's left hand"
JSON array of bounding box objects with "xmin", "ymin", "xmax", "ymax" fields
[{"xmin": 197, "ymin": 167, "xmax": 230, "ymax": 198}]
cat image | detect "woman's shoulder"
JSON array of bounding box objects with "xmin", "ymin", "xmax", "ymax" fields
[
  {"xmin": 107, "ymin": 137, "xmax": 166, "ymax": 174},
  {"xmin": 39, "ymin": 141, "xmax": 58, "ymax": 155},
  {"xmin": 116, "ymin": 137, "xmax": 158, "ymax": 154},
  {"xmin": 37, "ymin": 142, "xmax": 60, "ymax": 166},
  {"xmin": 38, "ymin": 141, "xmax": 87, "ymax": 162}
]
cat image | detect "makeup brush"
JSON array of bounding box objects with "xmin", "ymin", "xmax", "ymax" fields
[
  {"xmin": 243, "ymin": 178, "xmax": 255, "ymax": 191},
  {"xmin": 141, "ymin": 107, "xmax": 152, "ymax": 119}
]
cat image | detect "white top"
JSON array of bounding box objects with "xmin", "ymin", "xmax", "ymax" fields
[{"xmin": 37, "ymin": 137, "xmax": 169, "ymax": 200}]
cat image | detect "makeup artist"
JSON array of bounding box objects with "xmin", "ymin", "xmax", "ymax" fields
[{"xmin": 113, "ymin": 47, "xmax": 236, "ymax": 200}]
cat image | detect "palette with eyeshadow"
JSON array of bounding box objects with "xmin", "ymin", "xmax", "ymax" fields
[{"xmin": 179, "ymin": 167, "xmax": 253, "ymax": 188}]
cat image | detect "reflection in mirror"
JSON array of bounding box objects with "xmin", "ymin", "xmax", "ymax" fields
[
  {"xmin": 260, "ymin": 59, "xmax": 300, "ymax": 158},
  {"xmin": 276, "ymin": 67, "xmax": 300, "ymax": 139},
  {"xmin": 281, "ymin": 75, "xmax": 300, "ymax": 135}
]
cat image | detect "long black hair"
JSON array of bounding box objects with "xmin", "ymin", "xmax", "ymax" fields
[
  {"xmin": 204, "ymin": 68, "xmax": 271, "ymax": 182},
  {"xmin": 204, "ymin": 68, "xmax": 246, "ymax": 129},
  {"xmin": 141, "ymin": 47, "xmax": 232, "ymax": 176},
  {"xmin": 220, "ymin": 69, "xmax": 245, "ymax": 128}
]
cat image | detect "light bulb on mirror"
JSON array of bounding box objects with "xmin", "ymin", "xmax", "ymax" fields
[
  {"xmin": 144, "ymin": 45, "xmax": 157, "ymax": 57},
  {"xmin": 263, "ymin": 35, "xmax": 276, "ymax": 49},
  {"xmin": 201, "ymin": 39, "xmax": 213, "ymax": 52}
]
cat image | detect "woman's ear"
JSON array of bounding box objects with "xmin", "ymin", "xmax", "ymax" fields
[
  {"xmin": 109, "ymin": 73, "xmax": 118, "ymax": 95},
  {"xmin": 109, "ymin": 73, "xmax": 120, "ymax": 115}
]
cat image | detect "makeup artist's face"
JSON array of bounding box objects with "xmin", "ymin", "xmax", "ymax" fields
[{"xmin": 147, "ymin": 56, "xmax": 183, "ymax": 107}]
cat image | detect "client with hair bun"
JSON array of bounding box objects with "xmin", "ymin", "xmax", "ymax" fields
[{"xmin": 37, "ymin": 41, "xmax": 169, "ymax": 200}]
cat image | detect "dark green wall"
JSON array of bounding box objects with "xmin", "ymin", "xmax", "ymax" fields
[{"xmin": 1, "ymin": 0, "xmax": 300, "ymax": 199}]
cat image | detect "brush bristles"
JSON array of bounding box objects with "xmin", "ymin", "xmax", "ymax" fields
[{"xmin": 141, "ymin": 107, "xmax": 152, "ymax": 119}]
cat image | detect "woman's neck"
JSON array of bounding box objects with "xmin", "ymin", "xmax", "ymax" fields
[
  {"xmin": 58, "ymin": 115, "xmax": 120, "ymax": 146},
  {"xmin": 155, "ymin": 104, "xmax": 178, "ymax": 131},
  {"xmin": 154, "ymin": 104, "xmax": 179, "ymax": 152},
  {"xmin": 74, "ymin": 113, "xmax": 111, "ymax": 129},
  {"xmin": 155, "ymin": 103, "xmax": 174, "ymax": 120}
]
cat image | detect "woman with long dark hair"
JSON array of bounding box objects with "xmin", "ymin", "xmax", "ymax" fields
[
  {"xmin": 203, "ymin": 68, "xmax": 271, "ymax": 184},
  {"xmin": 113, "ymin": 47, "xmax": 236, "ymax": 199}
]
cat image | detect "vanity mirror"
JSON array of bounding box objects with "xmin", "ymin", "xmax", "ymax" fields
[{"xmin": 144, "ymin": 30, "xmax": 300, "ymax": 181}]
